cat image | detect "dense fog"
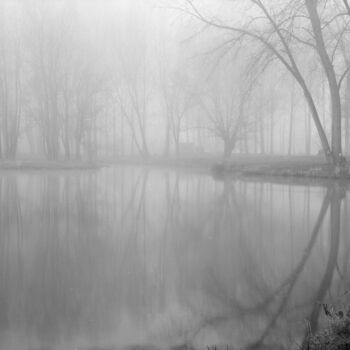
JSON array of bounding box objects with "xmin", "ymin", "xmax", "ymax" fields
[
  {"xmin": 1, "ymin": 0, "xmax": 349, "ymax": 161},
  {"xmin": 2, "ymin": 1, "xmax": 350, "ymax": 350}
]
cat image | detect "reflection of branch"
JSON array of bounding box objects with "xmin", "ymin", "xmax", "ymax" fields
[
  {"xmin": 245, "ymin": 188, "xmax": 332, "ymax": 349},
  {"xmin": 118, "ymin": 172, "xmax": 149, "ymax": 275},
  {"xmin": 198, "ymin": 184, "xmax": 331, "ymax": 349},
  {"xmin": 236, "ymin": 186, "xmax": 331, "ymax": 318},
  {"xmin": 339, "ymin": 200, "xmax": 350, "ymax": 282},
  {"xmin": 306, "ymin": 186, "xmax": 342, "ymax": 335}
]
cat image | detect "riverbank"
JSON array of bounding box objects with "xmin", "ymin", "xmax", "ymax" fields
[
  {"xmin": 211, "ymin": 155, "xmax": 350, "ymax": 180},
  {"xmin": 111, "ymin": 154, "xmax": 350, "ymax": 180},
  {"xmin": 1, "ymin": 155, "xmax": 350, "ymax": 180},
  {"xmin": 212, "ymin": 156, "xmax": 350, "ymax": 180},
  {"xmin": 0, "ymin": 160, "xmax": 104, "ymax": 171}
]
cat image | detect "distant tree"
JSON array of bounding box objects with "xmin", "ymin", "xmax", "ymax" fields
[
  {"xmin": 24, "ymin": 1, "xmax": 109, "ymax": 161},
  {"xmin": 199, "ymin": 62, "xmax": 252, "ymax": 159},
  {"xmin": 288, "ymin": 82, "xmax": 295, "ymax": 156},
  {"xmin": 112, "ymin": 3, "xmax": 155, "ymax": 158},
  {"xmin": 160, "ymin": 62, "xmax": 196, "ymax": 156},
  {"xmin": 73, "ymin": 60, "xmax": 107, "ymax": 160},
  {"xmin": 0, "ymin": 3, "xmax": 23, "ymax": 159},
  {"xmin": 25, "ymin": 3, "xmax": 65, "ymax": 160}
]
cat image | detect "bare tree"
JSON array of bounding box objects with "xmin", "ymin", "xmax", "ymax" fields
[
  {"xmin": 0, "ymin": 2, "xmax": 23, "ymax": 159},
  {"xmin": 160, "ymin": 61, "xmax": 196, "ymax": 156},
  {"xmin": 25, "ymin": 3, "xmax": 64, "ymax": 160},
  {"xmin": 174, "ymin": 0, "xmax": 350, "ymax": 166},
  {"xmin": 198, "ymin": 60, "xmax": 253, "ymax": 159},
  {"xmin": 304, "ymin": 0, "xmax": 343, "ymax": 162},
  {"xmin": 112, "ymin": 4, "xmax": 156, "ymax": 159}
]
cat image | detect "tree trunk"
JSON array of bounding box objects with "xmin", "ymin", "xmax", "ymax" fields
[
  {"xmin": 270, "ymin": 94, "xmax": 275, "ymax": 154},
  {"xmin": 254, "ymin": 111, "xmax": 258, "ymax": 154},
  {"xmin": 64, "ymin": 95, "xmax": 71, "ymax": 160},
  {"xmin": 259, "ymin": 89, "xmax": 265, "ymax": 154},
  {"xmin": 244, "ymin": 123, "xmax": 249, "ymax": 153},
  {"xmin": 260, "ymin": 116, "xmax": 265, "ymax": 154},
  {"xmin": 305, "ymin": 104, "xmax": 311, "ymax": 155},
  {"xmin": 302, "ymin": 82, "xmax": 333, "ymax": 162},
  {"xmin": 305, "ymin": 0, "xmax": 343, "ymax": 164},
  {"xmin": 120, "ymin": 104, "xmax": 125, "ymax": 156},
  {"xmin": 174, "ymin": 135, "xmax": 180, "ymax": 156},
  {"xmin": 223, "ymin": 138, "xmax": 235, "ymax": 159},
  {"xmin": 288, "ymin": 83, "xmax": 295, "ymax": 156},
  {"xmin": 344, "ymin": 73, "xmax": 350, "ymax": 154},
  {"xmin": 163, "ymin": 115, "xmax": 170, "ymax": 156}
]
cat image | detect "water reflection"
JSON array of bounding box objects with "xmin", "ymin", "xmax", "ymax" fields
[{"xmin": 0, "ymin": 167, "xmax": 349, "ymax": 349}]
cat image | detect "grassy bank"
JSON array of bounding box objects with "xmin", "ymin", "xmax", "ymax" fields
[
  {"xmin": 1, "ymin": 155, "xmax": 350, "ymax": 180},
  {"xmin": 110, "ymin": 154, "xmax": 350, "ymax": 180},
  {"xmin": 210, "ymin": 155, "xmax": 350, "ymax": 180},
  {"xmin": 0, "ymin": 160, "xmax": 104, "ymax": 171}
]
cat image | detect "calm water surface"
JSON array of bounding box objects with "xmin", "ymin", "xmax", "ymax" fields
[{"xmin": 0, "ymin": 166, "xmax": 349, "ymax": 350}]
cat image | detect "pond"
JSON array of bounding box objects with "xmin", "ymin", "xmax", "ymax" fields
[{"xmin": 0, "ymin": 166, "xmax": 348, "ymax": 350}]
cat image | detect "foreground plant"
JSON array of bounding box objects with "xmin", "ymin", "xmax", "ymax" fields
[{"xmin": 303, "ymin": 304, "xmax": 350, "ymax": 350}]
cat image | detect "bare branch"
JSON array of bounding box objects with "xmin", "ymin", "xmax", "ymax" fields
[
  {"xmin": 338, "ymin": 65, "xmax": 350, "ymax": 90},
  {"xmin": 344, "ymin": 0, "xmax": 350, "ymax": 16}
]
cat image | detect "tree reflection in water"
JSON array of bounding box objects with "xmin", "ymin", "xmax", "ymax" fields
[{"xmin": 0, "ymin": 168, "xmax": 348, "ymax": 350}]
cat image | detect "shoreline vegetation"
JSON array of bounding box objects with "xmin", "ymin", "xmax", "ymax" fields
[
  {"xmin": 0, "ymin": 159, "xmax": 103, "ymax": 171},
  {"xmin": 211, "ymin": 157, "xmax": 350, "ymax": 180},
  {"xmin": 2, "ymin": 155, "xmax": 350, "ymax": 180},
  {"xmin": 118, "ymin": 154, "xmax": 350, "ymax": 180}
]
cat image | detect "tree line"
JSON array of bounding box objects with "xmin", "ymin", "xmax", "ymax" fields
[{"xmin": 0, "ymin": 0, "xmax": 350, "ymax": 165}]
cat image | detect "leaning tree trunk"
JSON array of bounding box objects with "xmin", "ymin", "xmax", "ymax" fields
[
  {"xmin": 305, "ymin": 0, "xmax": 343, "ymax": 165},
  {"xmin": 247, "ymin": 0, "xmax": 334, "ymax": 164}
]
